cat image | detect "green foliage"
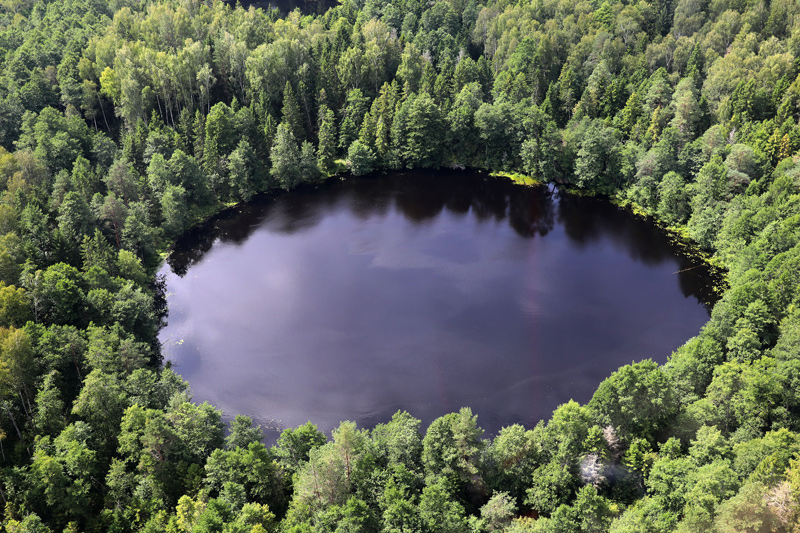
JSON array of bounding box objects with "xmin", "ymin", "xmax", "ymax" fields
[
  {"xmin": 281, "ymin": 82, "xmax": 305, "ymax": 142},
  {"xmin": 418, "ymin": 478, "xmax": 469, "ymax": 533},
  {"xmin": 484, "ymin": 424, "xmax": 539, "ymax": 505},
  {"xmin": 317, "ymin": 106, "xmax": 337, "ymax": 173},
  {"xmin": 589, "ymin": 360, "xmax": 677, "ymax": 441},
  {"xmin": 575, "ymin": 120, "xmax": 624, "ymax": 193},
  {"xmin": 270, "ymin": 123, "xmax": 303, "ymax": 190},
  {"xmin": 347, "ymin": 140, "xmax": 375, "ymax": 176},
  {"xmin": 274, "ymin": 421, "xmax": 327, "ymax": 474},
  {"xmin": 422, "ymin": 407, "xmax": 484, "ymax": 489},
  {"xmin": 371, "ymin": 410, "xmax": 423, "ymax": 472},
  {"xmin": 392, "ymin": 92, "xmax": 445, "ymax": 169},
  {"xmin": 525, "ymin": 460, "xmax": 577, "ymax": 515},
  {"xmin": 205, "ymin": 442, "xmax": 285, "ymax": 514},
  {"xmin": 711, "ymin": 482, "xmax": 784, "ymax": 532},
  {"xmin": 225, "ymin": 415, "xmax": 265, "ymax": 450}
]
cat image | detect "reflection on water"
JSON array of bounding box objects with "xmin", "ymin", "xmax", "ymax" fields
[
  {"xmin": 225, "ymin": 0, "xmax": 335, "ymax": 15},
  {"xmin": 160, "ymin": 170, "xmax": 719, "ymax": 440}
]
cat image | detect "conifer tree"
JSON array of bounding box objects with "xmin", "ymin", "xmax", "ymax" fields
[
  {"xmin": 282, "ymin": 82, "xmax": 305, "ymax": 142},
  {"xmin": 317, "ymin": 106, "xmax": 337, "ymax": 172}
]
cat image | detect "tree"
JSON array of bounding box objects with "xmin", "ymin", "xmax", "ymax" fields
[
  {"xmin": 672, "ymin": 0, "xmax": 707, "ymax": 38},
  {"xmin": 395, "ymin": 92, "xmax": 445, "ymax": 168},
  {"xmin": 82, "ymin": 229, "xmax": 117, "ymax": 274},
  {"xmin": 274, "ymin": 421, "xmax": 327, "ymax": 474},
  {"xmin": 84, "ymin": 324, "xmax": 149, "ymax": 375},
  {"xmin": 36, "ymin": 263, "xmax": 85, "ymax": 326},
  {"xmin": 657, "ymin": 171, "xmax": 690, "ymax": 225},
  {"xmin": 669, "ymin": 78, "xmax": 701, "ymax": 142},
  {"xmin": 339, "ymin": 89, "xmax": 369, "ymax": 152},
  {"xmin": 372, "ymin": 411, "xmax": 423, "ymax": 472},
  {"xmin": 170, "ymin": 150, "xmax": 212, "ymax": 208},
  {"xmin": 379, "ymin": 474, "xmax": 422, "ymax": 533},
  {"xmin": 34, "ymin": 371, "xmax": 66, "ymax": 437},
  {"xmin": 104, "ymin": 159, "xmax": 141, "ymax": 206},
  {"xmin": 525, "ymin": 460, "xmax": 577, "ymax": 515},
  {"xmin": 338, "ymin": 46, "xmax": 366, "ymax": 92},
  {"xmin": 422, "ymin": 407, "xmax": 485, "ymax": 493},
  {"xmin": 334, "ymin": 497, "xmax": 378, "ymax": 533},
  {"xmin": 485, "ymin": 424, "xmax": 539, "ymax": 504},
  {"xmin": 575, "ymin": 119, "xmax": 624, "ymax": 194},
  {"xmin": 4, "ymin": 513, "xmax": 53, "ymax": 533},
  {"xmin": 712, "ymin": 482, "xmax": 783, "ymax": 532},
  {"xmin": 396, "ymin": 43, "xmax": 424, "ymax": 94},
  {"xmin": 16, "ymin": 107, "xmax": 90, "ymax": 174},
  {"xmin": 317, "ymin": 105, "xmax": 337, "ymax": 173},
  {"xmin": 0, "ymin": 326, "xmax": 37, "ymax": 424},
  {"xmin": 292, "ymin": 442, "xmax": 350, "ymax": 512},
  {"xmin": 225, "ymin": 415, "xmax": 265, "ymax": 450},
  {"xmin": 281, "ymin": 82, "xmax": 305, "ymax": 142},
  {"xmin": 347, "ymin": 140, "xmax": 375, "ymax": 176},
  {"xmin": 97, "ymin": 192, "xmax": 128, "ymax": 249},
  {"xmin": 228, "ymin": 139, "xmax": 259, "ymax": 202},
  {"xmin": 203, "ymin": 102, "xmax": 236, "ymax": 177},
  {"xmin": 299, "ymin": 141, "xmax": 321, "ymax": 183},
  {"xmin": 121, "ymin": 202, "xmax": 160, "ymax": 267},
  {"xmin": 418, "ymin": 478, "xmax": 469, "ymax": 533},
  {"xmin": 71, "ymin": 369, "xmax": 127, "ymax": 446},
  {"xmin": 479, "ymin": 492, "xmax": 517, "ymax": 533},
  {"xmin": 161, "ymin": 185, "xmax": 188, "ymax": 237},
  {"xmin": 538, "ymin": 485, "xmax": 614, "ymax": 533},
  {"xmin": 205, "ymin": 441, "xmax": 286, "ymax": 514},
  {"xmin": 589, "ymin": 360, "xmax": 677, "ymax": 441},
  {"xmin": 331, "ymin": 420, "xmax": 369, "ymax": 488},
  {"xmin": 166, "ymin": 399, "xmax": 225, "ymax": 465},
  {"xmin": 56, "ymin": 191, "xmax": 92, "ymax": 244},
  {"xmin": 118, "ymin": 404, "xmax": 178, "ymax": 475},
  {"xmin": 447, "ymin": 82, "xmax": 483, "ymax": 165},
  {"xmin": 270, "ymin": 123, "xmax": 302, "ymax": 190},
  {"xmin": 0, "ymin": 282, "xmax": 32, "ymax": 328},
  {"xmin": 474, "ymin": 101, "xmax": 519, "ymax": 169},
  {"xmin": 520, "ymin": 107, "xmax": 560, "ymax": 182}
]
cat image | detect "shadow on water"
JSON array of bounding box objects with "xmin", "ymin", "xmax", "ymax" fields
[
  {"xmin": 168, "ymin": 170, "xmax": 716, "ymax": 306},
  {"xmin": 554, "ymin": 191, "xmax": 721, "ymax": 307},
  {"xmin": 225, "ymin": 0, "xmax": 335, "ymax": 15},
  {"xmin": 168, "ymin": 171, "xmax": 556, "ymax": 274}
]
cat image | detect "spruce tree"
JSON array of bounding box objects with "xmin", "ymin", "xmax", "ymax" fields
[
  {"xmin": 282, "ymin": 82, "xmax": 305, "ymax": 142},
  {"xmin": 317, "ymin": 105, "xmax": 337, "ymax": 172}
]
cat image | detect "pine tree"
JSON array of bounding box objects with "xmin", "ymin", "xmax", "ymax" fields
[
  {"xmin": 358, "ymin": 109, "xmax": 377, "ymax": 150},
  {"xmin": 318, "ymin": 106, "xmax": 337, "ymax": 172}
]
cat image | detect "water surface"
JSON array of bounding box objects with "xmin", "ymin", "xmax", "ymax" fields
[
  {"xmin": 160, "ymin": 170, "xmax": 717, "ymax": 439},
  {"xmin": 228, "ymin": 0, "xmax": 335, "ymax": 15}
]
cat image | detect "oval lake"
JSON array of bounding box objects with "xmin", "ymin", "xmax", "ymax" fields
[{"xmin": 158, "ymin": 170, "xmax": 718, "ymax": 439}]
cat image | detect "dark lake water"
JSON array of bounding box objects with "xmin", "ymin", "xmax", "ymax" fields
[
  {"xmin": 227, "ymin": 0, "xmax": 335, "ymax": 15},
  {"xmin": 159, "ymin": 170, "xmax": 718, "ymax": 440}
]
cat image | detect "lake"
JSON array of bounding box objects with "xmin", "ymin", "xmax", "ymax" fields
[
  {"xmin": 159, "ymin": 170, "xmax": 718, "ymax": 439},
  {"xmin": 226, "ymin": 0, "xmax": 335, "ymax": 15}
]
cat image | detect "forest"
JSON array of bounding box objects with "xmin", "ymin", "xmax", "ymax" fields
[{"xmin": 0, "ymin": 0, "xmax": 799, "ymax": 530}]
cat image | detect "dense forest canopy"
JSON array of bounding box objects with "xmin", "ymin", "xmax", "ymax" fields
[{"xmin": 0, "ymin": 0, "xmax": 799, "ymax": 530}]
